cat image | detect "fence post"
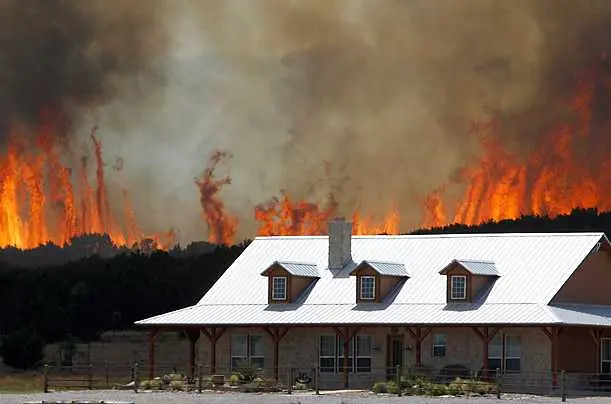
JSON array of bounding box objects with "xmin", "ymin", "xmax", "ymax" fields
[
  {"xmin": 287, "ymin": 367, "xmax": 293, "ymax": 394},
  {"xmin": 105, "ymin": 360, "xmax": 110, "ymax": 389},
  {"xmin": 395, "ymin": 364, "xmax": 401, "ymax": 396},
  {"xmin": 197, "ymin": 363, "xmax": 203, "ymax": 393},
  {"xmin": 561, "ymin": 370, "xmax": 566, "ymax": 402},
  {"xmin": 88, "ymin": 364, "xmax": 93, "ymax": 390},
  {"xmin": 133, "ymin": 362, "xmax": 139, "ymax": 393},
  {"xmin": 495, "ymin": 368, "xmax": 501, "ymax": 399},
  {"xmin": 43, "ymin": 364, "xmax": 49, "ymax": 393}
]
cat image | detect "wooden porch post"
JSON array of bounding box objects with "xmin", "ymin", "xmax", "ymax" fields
[
  {"xmin": 590, "ymin": 329, "xmax": 604, "ymax": 373},
  {"xmin": 541, "ymin": 326, "xmax": 563, "ymax": 386},
  {"xmin": 263, "ymin": 327, "xmax": 291, "ymax": 381},
  {"xmin": 148, "ymin": 328, "xmax": 159, "ymax": 379},
  {"xmin": 201, "ymin": 327, "xmax": 227, "ymax": 374},
  {"xmin": 333, "ymin": 326, "xmax": 361, "ymax": 389},
  {"xmin": 185, "ymin": 329, "xmax": 201, "ymax": 378},
  {"xmin": 472, "ymin": 326, "xmax": 500, "ymax": 378},
  {"xmin": 405, "ymin": 327, "xmax": 432, "ymax": 368}
]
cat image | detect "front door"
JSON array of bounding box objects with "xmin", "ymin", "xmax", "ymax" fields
[{"xmin": 387, "ymin": 335, "xmax": 404, "ymax": 379}]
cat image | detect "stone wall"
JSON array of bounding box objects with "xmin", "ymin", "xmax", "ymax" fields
[{"xmin": 40, "ymin": 325, "xmax": 552, "ymax": 390}]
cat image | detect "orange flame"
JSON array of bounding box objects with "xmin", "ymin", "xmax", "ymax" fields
[
  {"xmin": 254, "ymin": 192, "xmax": 400, "ymax": 236},
  {"xmin": 195, "ymin": 151, "xmax": 238, "ymax": 245},
  {"xmin": 0, "ymin": 118, "xmax": 172, "ymax": 250},
  {"xmin": 422, "ymin": 60, "xmax": 611, "ymax": 227}
]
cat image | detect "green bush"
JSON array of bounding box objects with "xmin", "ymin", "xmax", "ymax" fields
[
  {"xmin": 0, "ymin": 329, "xmax": 44, "ymax": 370},
  {"xmin": 386, "ymin": 381, "xmax": 400, "ymax": 394},
  {"xmin": 234, "ymin": 360, "xmax": 257, "ymax": 382},
  {"xmin": 372, "ymin": 381, "xmax": 388, "ymax": 393},
  {"xmin": 140, "ymin": 379, "xmax": 163, "ymax": 390},
  {"xmin": 229, "ymin": 373, "xmax": 241, "ymax": 385},
  {"xmin": 168, "ymin": 380, "xmax": 184, "ymax": 391}
]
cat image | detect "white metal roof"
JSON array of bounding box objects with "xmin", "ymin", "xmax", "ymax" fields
[
  {"xmin": 137, "ymin": 232, "xmax": 610, "ymax": 327},
  {"xmin": 439, "ymin": 259, "xmax": 500, "ymax": 276},
  {"xmin": 357, "ymin": 260, "xmax": 409, "ymax": 277},
  {"xmin": 261, "ymin": 261, "xmax": 320, "ymax": 278}
]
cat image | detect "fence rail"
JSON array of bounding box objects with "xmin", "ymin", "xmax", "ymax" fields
[{"xmin": 38, "ymin": 361, "xmax": 611, "ymax": 400}]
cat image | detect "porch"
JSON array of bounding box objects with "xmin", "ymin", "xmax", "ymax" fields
[{"xmin": 142, "ymin": 324, "xmax": 611, "ymax": 392}]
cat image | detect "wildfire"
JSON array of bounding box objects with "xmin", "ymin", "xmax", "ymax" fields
[
  {"xmin": 195, "ymin": 151, "xmax": 238, "ymax": 245},
  {"xmin": 422, "ymin": 59, "xmax": 611, "ymax": 228},
  {"xmin": 0, "ymin": 118, "xmax": 174, "ymax": 250}
]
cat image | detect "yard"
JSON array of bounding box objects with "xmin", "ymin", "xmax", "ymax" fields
[{"xmin": 3, "ymin": 390, "xmax": 611, "ymax": 404}]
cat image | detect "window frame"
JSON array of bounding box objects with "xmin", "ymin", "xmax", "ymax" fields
[
  {"xmin": 271, "ymin": 276, "xmax": 287, "ymax": 301},
  {"xmin": 487, "ymin": 333, "xmax": 521, "ymax": 373},
  {"xmin": 504, "ymin": 335, "xmax": 521, "ymax": 372},
  {"xmin": 431, "ymin": 333, "xmax": 447, "ymax": 358},
  {"xmin": 450, "ymin": 275, "xmax": 467, "ymax": 300},
  {"xmin": 359, "ymin": 276, "xmax": 376, "ymax": 300},
  {"xmin": 318, "ymin": 334, "xmax": 372, "ymax": 373},
  {"xmin": 231, "ymin": 334, "xmax": 265, "ymax": 371}
]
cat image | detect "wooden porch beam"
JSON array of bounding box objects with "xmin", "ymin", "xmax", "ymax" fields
[
  {"xmin": 262, "ymin": 327, "xmax": 292, "ymax": 381},
  {"xmin": 591, "ymin": 328, "xmax": 604, "ymax": 373},
  {"xmin": 185, "ymin": 329, "xmax": 201, "ymax": 378},
  {"xmin": 541, "ymin": 326, "xmax": 563, "ymax": 386},
  {"xmin": 148, "ymin": 328, "xmax": 160, "ymax": 379},
  {"xmin": 472, "ymin": 326, "xmax": 500, "ymax": 376},
  {"xmin": 200, "ymin": 327, "xmax": 227, "ymax": 374},
  {"xmin": 405, "ymin": 327, "xmax": 432, "ymax": 368},
  {"xmin": 333, "ymin": 326, "xmax": 361, "ymax": 389}
]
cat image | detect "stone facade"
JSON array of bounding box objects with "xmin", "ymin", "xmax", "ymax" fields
[
  {"xmin": 195, "ymin": 325, "xmax": 552, "ymax": 389},
  {"xmin": 42, "ymin": 326, "xmax": 555, "ymax": 390}
]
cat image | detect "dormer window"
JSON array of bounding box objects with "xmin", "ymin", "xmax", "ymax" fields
[
  {"xmin": 450, "ymin": 275, "xmax": 466, "ymax": 300},
  {"xmin": 272, "ymin": 277, "xmax": 287, "ymax": 300},
  {"xmin": 439, "ymin": 259, "xmax": 500, "ymax": 303},
  {"xmin": 261, "ymin": 261, "xmax": 320, "ymax": 304},
  {"xmin": 350, "ymin": 260, "xmax": 409, "ymax": 303},
  {"xmin": 359, "ymin": 276, "xmax": 376, "ymax": 300}
]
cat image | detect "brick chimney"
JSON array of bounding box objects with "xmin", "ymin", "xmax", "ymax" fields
[{"xmin": 328, "ymin": 217, "xmax": 353, "ymax": 270}]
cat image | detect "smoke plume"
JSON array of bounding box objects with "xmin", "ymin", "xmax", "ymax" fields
[
  {"xmin": 3, "ymin": 0, "xmax": 611, "ymax": 243},
  {"xmin": 0, "ymin": 0, "xmax": 169, "ymax": 136}
]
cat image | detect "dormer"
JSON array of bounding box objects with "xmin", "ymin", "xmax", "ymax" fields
[
  {"xmin": 439, "ymin": 259, "xmax": 500, "ymax": 303},
  {"xmin": 261, "ymin": 261, "xmax": 319, "ymax": 304},
  {"xmin": 349, "ymin": 260, "xmax": 409, "ymax": 303}
]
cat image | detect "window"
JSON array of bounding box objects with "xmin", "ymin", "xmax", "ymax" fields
[
  {"xmin": 487, "ymin": 334, "xmax": 502, "ymax": 371},
  {"xmin": 318, "ymin": 334, "xmax": 372, "ymax": 373},
  {"xmin": 272, "ymin": 276, "xmax": 287, "ymax": 300},
  {"xmin": 504, "ymin": 335, "xmax": 521, "ymax": 372},
  {"xmin": 450, "ymin": 275, "xmax": 466, "ymax": 300},
  {"xmin": 487, "ymin": 334, "xmax": 521, "ymax": 373},
  {"xmin": 231, "ymin": 334, "xmax": 265, "ymax": 370},
  {"xmin": 432, "ymin": 333, "xmax": 447, "ymax": 358},
  {"xmin": 319, "ymin": 335, "xmax": 336, "ymax": 373},
  {"xmin": 602, "ymin": 339, "xmax": 611, "ymax": 373},
  {"xmin": 337, "ymin": 336, "xmax": 354, "ymax": 373},
  {"xmin": 360, "ymin": 276, "xmax": 376, "ymax": 300},
  {"xmin": 356, "ymin": 335, "xmax": 372, "ymax": 372}
]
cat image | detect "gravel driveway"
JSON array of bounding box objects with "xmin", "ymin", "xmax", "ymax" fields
[{"xmin": 3, "ymin": 390, "xmax": 611, "ymax": 404}]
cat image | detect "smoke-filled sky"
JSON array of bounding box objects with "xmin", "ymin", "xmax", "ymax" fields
[{"xmin": 3, "ymin": 0, "xmax": 611, "ymax": 243}]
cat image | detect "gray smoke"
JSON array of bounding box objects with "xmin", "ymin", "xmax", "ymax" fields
[{"xmin": 6, "ymin": 0, "xmax": 611, "ymax": 242}]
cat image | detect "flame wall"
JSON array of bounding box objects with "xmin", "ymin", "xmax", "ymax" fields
[{"xmin": 2, "ymin": 1, "xmax": 611, "ymax": 245}]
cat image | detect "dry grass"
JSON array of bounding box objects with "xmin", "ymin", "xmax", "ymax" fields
[{"xmin": 0, "ymin": 371, "xmax": 43, "ymax": 392}]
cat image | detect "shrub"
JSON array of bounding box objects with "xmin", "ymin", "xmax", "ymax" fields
[
  {"xmin": 168, "ymin": 380, "xmax": 184, "ymax": 391},
  {"xmin": 229, "ymin": 373, "xmax": 241, "ymax": 385},
  {"xmin": 140, "ymin": 379, "xmax": 163, "ymax": 390},
  {"xmin": 234, "ymin": 360, "xmax": 257, "ymax": 382},
  {"xmin": 372, "ymin": 381, "xmax": 388, "ymax": 393},
  {"xmin": 386, "ymin": 381, "xmax": 400, "ymax": 394},
  {"xmin": 0, "ymin": 329, "xmax": 45, "ymax": 370}
]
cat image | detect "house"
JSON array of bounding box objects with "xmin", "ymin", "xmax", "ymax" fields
[{"xmin": 136, "ymin": 219, "xmax": 611, "ymax": 390}]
